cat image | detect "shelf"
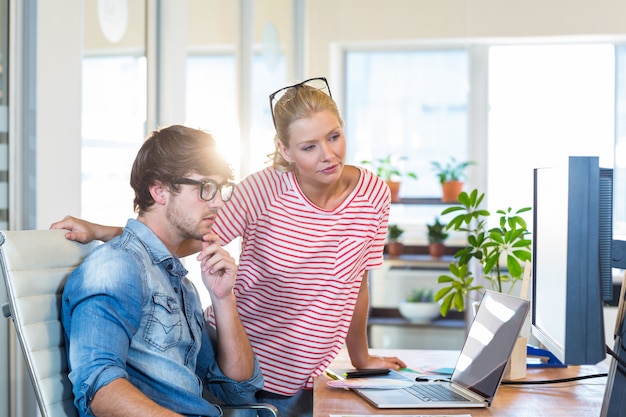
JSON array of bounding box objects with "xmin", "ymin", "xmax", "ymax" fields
[
  {"xmin": 384, "ymin": 246, "xmax": 462, "ymax": 257},
  {"xmin": 368, "ymin": 316, "xmax": 466, "ymax": 329},
  {"xmin": 368, "ymin": 307, "xmax": 466, "ymax": 329}
]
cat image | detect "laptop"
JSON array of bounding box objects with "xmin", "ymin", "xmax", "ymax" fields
[{"xmin": 328, "ymin": 290, "xmax": 530, "ymax": 409}]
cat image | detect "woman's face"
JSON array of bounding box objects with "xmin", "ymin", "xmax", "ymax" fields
[{"xmin": 278, "ymin": 110, "xmax": 346, "ymax": 186}]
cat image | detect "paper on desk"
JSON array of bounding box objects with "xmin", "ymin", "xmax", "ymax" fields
[
  {"xmin": 330, "ymin": 415, "xmax": 472, "ymax": 417},
  {"xmin": 327, "ymin": 378, "xmax": 413, "ymax": 389}
]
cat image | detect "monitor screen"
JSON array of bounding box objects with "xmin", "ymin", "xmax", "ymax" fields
[{"xmin": 531, "ymin": 156, "xmax": 610, "ymax": 366}]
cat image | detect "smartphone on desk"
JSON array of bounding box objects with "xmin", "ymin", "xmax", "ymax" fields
[{"xmin": 343, "ymin": 368, "xmax": 391, "ymax": 378}]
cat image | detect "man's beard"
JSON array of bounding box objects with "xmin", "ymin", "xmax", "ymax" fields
[{"xmin": 166, "ymin": 199, "xmax": 205, "ymax": 241}]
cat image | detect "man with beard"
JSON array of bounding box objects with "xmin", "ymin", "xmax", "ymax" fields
[{"xmin": 61, "ymin": 125, "xmax": 263, "ymax": 417}]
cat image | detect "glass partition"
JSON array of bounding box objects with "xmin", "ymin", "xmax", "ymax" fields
[
  {"xmin": 0, "ymin": 4, "xmax": 8, "ymax": 417},
  {"xmin": 0, "ymin": 0, "xmax": 7, "ymax": 230}
]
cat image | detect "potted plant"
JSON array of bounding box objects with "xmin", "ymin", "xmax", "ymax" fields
[
  {"xmin": 398, "ymin": 288, "xmax": 440, "ymax": 323},
  {"xmin": 361, "ymin": 154, "xmax": 418, "ymax": 202},
  {"xmin": 431, "ymin": 157, "xmax": 475, "ymax": 203},
  {"xmin": 434, "ymin": 189, "xmax": 532, "ymax": 381},
  {"xmin": 426, "ymin": 217, "xmax": 449, "ymax": 258},
  {"xmin": 386, "ymin": 224, "xmax": 405, "ymax": 257},
  {"xmin": 434, "ymin": 189, "xmax": 532, "ymax": 317}
]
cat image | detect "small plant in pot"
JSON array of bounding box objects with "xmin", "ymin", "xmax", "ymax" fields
[
  {"xmin": 398, "ymin": 288, "xmax": 440, "ymax": 323},
  {"xmin": 386, "ymin": 224, "xmax": 405, "ymax": 257},
  {"xmin": 406, "ymin": 288, "xmax": 435, "ymax": 302},
  {"xmin": 431, "ymin": 157, "xmax": 475, "ymax": 203},
  {"xmin": 361, "ymin": 154, "xmax": 418, "ymax": 202},
  {"xmin": 426, "ymin": 217, "xmax": 449, "ymax": 258}
]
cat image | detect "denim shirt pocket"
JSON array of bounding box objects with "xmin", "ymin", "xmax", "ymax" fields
[{"xmin": 144, "ymin": 293, "xmax": 183, "ymax": 351}]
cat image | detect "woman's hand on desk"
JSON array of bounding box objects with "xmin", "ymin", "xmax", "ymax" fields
[{"xmin": 361, "ymin": 354, "xmax": 407, "ymax": 370}]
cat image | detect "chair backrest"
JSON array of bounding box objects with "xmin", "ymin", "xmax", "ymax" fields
[{"xmin": 1, "ymin": 230, "xmax": 100, "ymax": 417}]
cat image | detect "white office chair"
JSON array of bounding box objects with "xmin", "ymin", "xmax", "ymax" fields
[{"xmin": 1, "ymin": 229, "xmax": 278, "ymax": 417}]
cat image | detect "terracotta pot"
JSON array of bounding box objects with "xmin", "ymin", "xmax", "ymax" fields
[
  {"xmin": 441, "ymin": 180, "xmax": 463, "ymax": 203},
  {"xmin": 386, "ymin": 180, "xmax": 401, "ymax": 202},
  {"xmin": 386, "ymin": 241, "xmax": 404, "ymax": 257},
  {"xmin": 428, "ymin": 242, "xmax": 445, "ymax": 258}
]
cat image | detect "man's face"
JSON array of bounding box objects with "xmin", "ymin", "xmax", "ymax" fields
[{"xmin": 166, "ymin": 174, "xmax": 227, "ymax": 240}]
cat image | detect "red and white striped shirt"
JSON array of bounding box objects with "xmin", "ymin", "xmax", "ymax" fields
[{"xmin": 209, "ymin": 166, "xmax": 390, "ymax": 395}]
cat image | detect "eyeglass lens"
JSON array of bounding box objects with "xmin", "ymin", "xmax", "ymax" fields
[{"xmin": 201, "ymin": 181, "xmax": 234, "ymax": 202}]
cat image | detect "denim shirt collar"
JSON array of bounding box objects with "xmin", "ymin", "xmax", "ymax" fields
[{"xmin": 124, "ymin": 218, "xmax": 189, "ymax": 279}]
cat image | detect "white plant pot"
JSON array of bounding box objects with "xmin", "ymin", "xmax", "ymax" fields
[{"xmin": 398, "ymin": 301, "xmax": 441, "ymax": 324}]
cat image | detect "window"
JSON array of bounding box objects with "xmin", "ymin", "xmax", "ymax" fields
[
  {"xmin": 81, "ymin": 55, "xmax": 147, "ymax": 224},
  {"xmin": 487, "ymin": 43, "xmax": 615, "ymax": 218},
  {"xmin": 185, "ymin": 55, "xmax": 240, "ymax": 173},
  {"xmin": 185, "ymin": 54, "xmax": 286, "ymax": 179},
  {"xmin": 344, "ymin": 43, "xmax": 621, "ymax": 247},
  {"xmin": 81, "ymin": 0, "xmax": 146, "ymax": 225},
  {"xmin": 344, "ymin": 49, "xmax": 470, "ymax": 244},
  {"xmin": 345, "ymin": 49, "xmax": 469, "ymax": 198}
]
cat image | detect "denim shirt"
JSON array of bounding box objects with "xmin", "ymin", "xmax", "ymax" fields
[{"xmin": 62, "ymin": 219, "xmax": 263, "ymax": 417}]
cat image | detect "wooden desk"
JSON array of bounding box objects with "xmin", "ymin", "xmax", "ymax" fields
[{"xmin": 314, "ymin": 349, "xmax": 609, "ymax": 416}]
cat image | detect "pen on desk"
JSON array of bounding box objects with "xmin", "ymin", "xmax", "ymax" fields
[{"xmin": 324, "ymin": 370, "xmax": 341, "ymax": 380}]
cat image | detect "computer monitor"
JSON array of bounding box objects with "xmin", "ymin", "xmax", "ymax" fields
[{"xmin": 531, "ymin": 156, "xmax": 612, "ymax": 366}]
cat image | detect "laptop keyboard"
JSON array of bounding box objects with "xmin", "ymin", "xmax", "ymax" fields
[{"xmin": 405, "ymin": 383, "xmax": 470, "ymax": 402}]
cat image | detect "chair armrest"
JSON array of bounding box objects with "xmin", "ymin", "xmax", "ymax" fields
[{"xmin": 220, "ymin": 403, "xmax": 279, "ymax": 417}]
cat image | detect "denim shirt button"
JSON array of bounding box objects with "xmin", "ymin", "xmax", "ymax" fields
[{"xmin": 173, "ymin": 287, "xmax": 178, "ymax": 293}]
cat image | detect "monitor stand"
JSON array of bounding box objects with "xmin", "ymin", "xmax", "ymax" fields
[{"xmin": 526, "ymin": 345, "xmax": 566, "ymax": 368}]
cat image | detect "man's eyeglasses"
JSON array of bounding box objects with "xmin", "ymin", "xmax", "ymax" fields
[
  {"xmin": 269, "ymin": 77, "xmax": 332, "ymax": 129},
  {"xmin": 174, "ymin": 178, "xmax": 235, "ymax": 202}
]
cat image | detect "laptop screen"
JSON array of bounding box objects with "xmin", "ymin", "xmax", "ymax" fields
[{"xmin": 451, "ymin": 291, "xmax": 530, "ymax": 401}]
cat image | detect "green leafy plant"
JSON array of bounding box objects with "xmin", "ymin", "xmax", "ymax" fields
[
  {"xmin": 431, "ymin": 157, "xmax": 475, "ymax": 185},
  {"xmin": 361, "ymin": 154, "xmax": 418, "ymax": 182},
  {"xmin": 427, "ymin": 217, "xmax": 449, "ymax": 244},
  {"xmin": 387, "ymin": 224, "xmax": 405, "ymax": 243},
  {"xmin": 406, "ymin": 288, "xmax": 435, "ymax": 302},
  {"xmin": 434, "ymin": 189, "xmax": 532, "ymax": 316}
]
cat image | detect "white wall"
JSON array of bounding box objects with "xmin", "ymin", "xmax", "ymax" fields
[{"xmin": 306, "ymin": 0, "xmax": 626, "ymax": 77}]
